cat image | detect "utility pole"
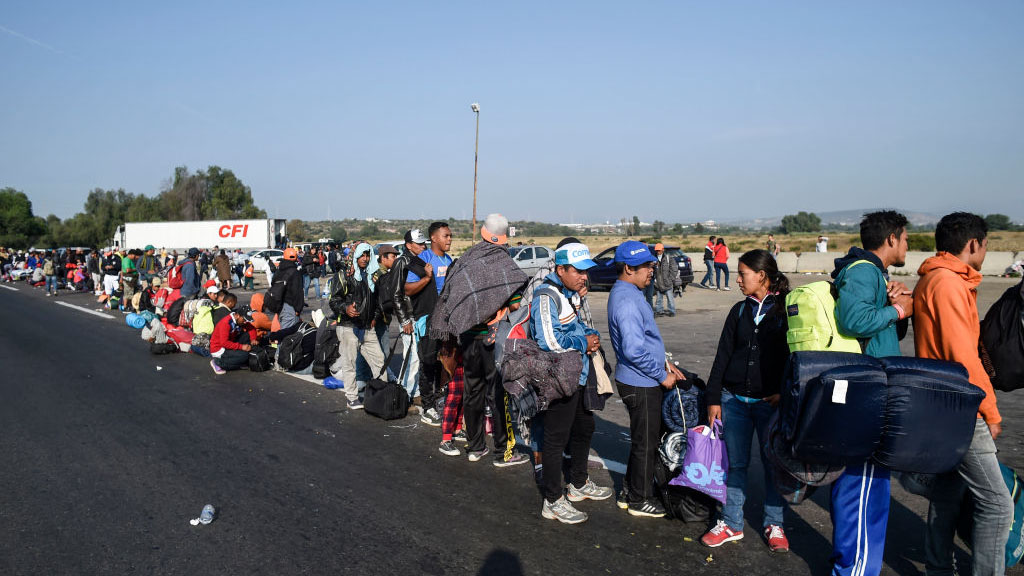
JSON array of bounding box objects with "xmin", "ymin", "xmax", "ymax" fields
[{"xmin": 471, "ymin": 102, "xmax": 480, "ymax": 241}]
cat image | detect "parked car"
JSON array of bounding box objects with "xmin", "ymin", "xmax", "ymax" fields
[
  {"xmin": 587, "ymin": 244, "xmax": 693, "ymax": 292},
  {"xmin": 509, "ymin": 245, "xmax": 554, "ymax": 277},
  {"xmin": 249, "ymin": 248, "xmax": 284, "ymax": 272}
]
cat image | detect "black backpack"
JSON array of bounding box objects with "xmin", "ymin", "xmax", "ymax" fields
[
  {"xmin": 653, "ymin": 462, "xmax": 715, "ymax": 522},
  {"xmin": 311, "ymin": 320, "xmax": 340, "ymax": 379},
  {"xmin": 376, "ymin": 269, "xmax": 398, "ymax": 317},
  {"xmin": 248, "ymin": 345, "xmax": 273, "ymax": 372},
  {"xmin": 263, "ymin": 281, "xmax": 286, "ymax": 315},
  {"xmin": 981, "ymin": 280, "xmax": 1024, "ymax": 392},
  {"xmin": 277, "ymin": 323, "xmax": 317, "ymax": 372}
]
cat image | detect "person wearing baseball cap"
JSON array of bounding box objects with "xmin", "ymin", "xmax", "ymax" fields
[
  {"xmin": 179, "ymin": 248, "xmax": 202, "ymax": 300},
  {"xmin": 533, "ymin": 240, "xmax": 613, "ymax": 524},
  {"xmin": 481, "ymin": 213, "xmax": 509, "ymax": 246},
  {"xmin": 139, "ymin": 245, "xmax": 159, "ymax": 289},
  {"xmin": 209, "ymin": 303, "xmax": 259, "ymax": 374},
  {"xmin": 608, "ymin": 239, "xmax": 685, "ymax": 519},
  {"xmin": 651, "ymin": 243, "xmax": 679, "ymax": 318},
  {"xmin": 388, "ymin": 230, "xmax": 430, "ymax": 403}
]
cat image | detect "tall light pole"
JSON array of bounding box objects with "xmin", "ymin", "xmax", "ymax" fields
[{"xmin": 471, "ymin": 102, "xmax": 480, "ymax": 242}]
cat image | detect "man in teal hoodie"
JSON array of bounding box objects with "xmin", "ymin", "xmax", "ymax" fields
[{"xmin": 829, "ymin": 210, "xmax": 914, "ymax": 576}]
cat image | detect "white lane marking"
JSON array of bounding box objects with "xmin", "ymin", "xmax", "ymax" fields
[
  {"xmin": 0, "ymin": 285, "xmax": 17, "ymax": 291},
  {"xmin": 55, "ymin": 300, "xmax": 115, "ymax": 319},
  {"xmin": 589, "ymin": 454, "xmax": 627, "ymax": 475}
]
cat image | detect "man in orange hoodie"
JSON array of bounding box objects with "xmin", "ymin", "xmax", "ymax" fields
[{"xmin": 913, "ymin": 212, "xmax": 1011, "ymax": 576}]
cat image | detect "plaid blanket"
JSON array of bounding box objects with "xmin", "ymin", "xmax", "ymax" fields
[{"xmin": 429, "ymin": 241, "xmax": 528, "ymax": 341}]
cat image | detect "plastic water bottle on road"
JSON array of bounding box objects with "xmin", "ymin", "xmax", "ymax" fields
[{"xmin": 190, "ymin": 504, "xmax": 216, "ymax": 525}]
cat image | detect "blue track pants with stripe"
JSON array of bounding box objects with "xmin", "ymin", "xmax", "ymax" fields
[{"xmin": 830, "ymin": 462, "xmax": 891, "ymax": 576}]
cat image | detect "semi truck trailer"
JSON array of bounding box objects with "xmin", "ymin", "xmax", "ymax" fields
[{"xmin": 110, "ymin": 219, "xmax": 287, "ymax": 251}]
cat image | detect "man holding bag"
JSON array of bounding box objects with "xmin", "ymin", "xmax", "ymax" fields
[{"xmin": 608, "ymin": 241, "xmax": 685, "ymax": 518}]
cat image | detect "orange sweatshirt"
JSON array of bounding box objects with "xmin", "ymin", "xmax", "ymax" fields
[{"xmin": 913, "ymin": 252, "xmax": 1000, "ymax": 424}]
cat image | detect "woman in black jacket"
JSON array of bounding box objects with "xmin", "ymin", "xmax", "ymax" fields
[{"xmin": 701, "ymin": 249, "xmax": 792, "ymax": 552}]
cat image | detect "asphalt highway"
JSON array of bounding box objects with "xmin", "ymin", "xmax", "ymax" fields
[{"xmin": 2, "ymin": 280, "xmax": 1023, "ymax": 575}]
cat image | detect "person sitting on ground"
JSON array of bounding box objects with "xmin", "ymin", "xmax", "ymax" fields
[
  {"xmin": 138, "ymin": 277, "xmax": 170, "ymax": 313},
  {"xmin": 213, "ymin": 291, "xmax": 238, "ymax": 328},
  {"xmin": 210, "ymin": 306, "xmax": 258, "ymax": 374}
]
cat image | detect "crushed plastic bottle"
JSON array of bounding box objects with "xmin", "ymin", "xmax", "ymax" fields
[{"xmin": 190, "ymin": 504, "xmax": 216, "ymax": 526}]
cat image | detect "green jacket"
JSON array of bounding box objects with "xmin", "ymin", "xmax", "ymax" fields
[{"xmin": 832, "ymin": 248, "xmax": 902, "ymax": 358}]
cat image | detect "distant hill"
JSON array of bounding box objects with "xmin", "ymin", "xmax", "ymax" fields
[{"xmin": 723, "ymin": 209, "xmax": 941, "ymax": 229}]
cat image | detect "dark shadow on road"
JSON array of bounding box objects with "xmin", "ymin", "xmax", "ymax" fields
[{"xmin": 477, "ymin": 548, "xmax": 524, "ymax": 576}]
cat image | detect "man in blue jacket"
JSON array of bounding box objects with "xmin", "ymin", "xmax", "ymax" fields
[
  {"xmin": 829, "ymin": 210, "xmax": 914, "ymax": 576},
  {"xmin": 608, "ymin": 241, "xmax": 684, "ymax": 518},
  {"xmin": 180, "ymin": 248, "xmax": 202, "ymax": 300},
  {"xmin": 531, "ymin": 242, "xmax": 613, "ymax": 524}
]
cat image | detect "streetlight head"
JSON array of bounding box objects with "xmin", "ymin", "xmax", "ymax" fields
[{"xmin": 471, "ymin": 103, "xmax": 480, "ymax": 113}]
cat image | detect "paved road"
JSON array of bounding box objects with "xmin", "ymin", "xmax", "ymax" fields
[{"xmin": 2, "ymin": 276, "xmax": 1022, "ymax": 575}]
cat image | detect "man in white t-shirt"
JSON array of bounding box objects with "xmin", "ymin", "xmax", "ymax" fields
[{"xmin": 815, "ymin": 235, "xmax": 829, "ymax": 253}]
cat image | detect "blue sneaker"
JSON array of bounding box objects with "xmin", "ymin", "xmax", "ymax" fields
[{"xmin": 323, "ymin": 376, "xmax": 344, "ymax": 389}]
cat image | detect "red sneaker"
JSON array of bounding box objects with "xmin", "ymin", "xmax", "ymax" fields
[
  {"xmin": 764, "ymin": 524, "xmax": 789, "ymax": 553},
  {"xmin": 701, "ymin": 520, "xmax": 744, "ymax": 547}
]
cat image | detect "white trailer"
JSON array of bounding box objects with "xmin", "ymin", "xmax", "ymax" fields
[{"xmin": 111, "ymin": 219, "xmax": 287, "ymax": 252}]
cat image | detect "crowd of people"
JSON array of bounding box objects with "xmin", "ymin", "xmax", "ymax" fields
[{"xmin": 4, "ymin": 209, "xmax": 1019, "ymax": 576}]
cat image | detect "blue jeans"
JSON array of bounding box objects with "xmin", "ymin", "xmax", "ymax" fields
[
  {"xmin": 715, "ymin": 262, "xmax": 729, "ymax": 288},
  {"xmin": 644, "ymin": 281, "xmax": 654, "ymax": 307},
  {"xmin": 701, "ymin": 260, "xmax": 714, "ymax": 286},
  {"xmin": 302, "ymin": 274, "xmax": 311, "ymax": 297},
  {"xmin": 925, "ymin": 419, "xmax": 1012, "ymax": 576},
  {"xmin": 655, "ymin": 289, "xmax": 675, "ymax": 314},
  {"xmin": 45, "ymin": 275, "xmax": 58, "ymax": 293},
  {"xmin": 720, "ymin": 390, "xmax": 785, "ymax": 531}
]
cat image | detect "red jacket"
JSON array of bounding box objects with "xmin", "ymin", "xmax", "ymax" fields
[
  {"xmin": 210, "ymin": 314, "xmax": 258, "ymax": 355},
  {"xmin": 713, "ymin": 244, "xmax": 729, "ymax": 264}
]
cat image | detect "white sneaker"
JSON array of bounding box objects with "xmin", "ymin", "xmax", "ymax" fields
[
  {"xmin": 542, "ymin": 496, "xmax": 587, "ymax": 524},
  {"xmin": 566, "ymin": 478, "xmax": 614, "ymax": 502}
]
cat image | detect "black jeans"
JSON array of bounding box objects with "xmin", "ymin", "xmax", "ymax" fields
[
  {"xmin": 460, "ymin": 335, "xmax": 511, "ymax": 456},
  {"xmin": 418, "ymin": 333, "xmax": 443, "ymax": 411},
  {"xmin": 217, "ymin": 349, "xmax": 250, "ymax": 371},
  {"xmin": 542, "ymin": 388, "xmax": 594, "ymax": 503},
  {"xmin": 617, "ymin": 382, "xmax": 664, "ymax": 502}
]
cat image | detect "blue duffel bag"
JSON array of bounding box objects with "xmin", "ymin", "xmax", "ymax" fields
[
  {"xmin": 790, "ymin": 363, "xmax": 888, "ymax": 465},
  {"xmin": 874, "ymin": 357, "xmax": 985, "ymax": 474},
  {"xmin": 780, "ymin": 351, "xmax": 883, "ymax": 444}
]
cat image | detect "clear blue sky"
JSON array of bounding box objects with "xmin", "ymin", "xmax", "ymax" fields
[{"xmin": 3, "ymin": 1, "xmax": 1022, "ymax": 224}]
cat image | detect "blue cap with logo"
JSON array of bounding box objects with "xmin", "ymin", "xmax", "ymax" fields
[
  {"xmin": 554, "ymin": 242, "xmax": 596, "ymax": 270},
  {"xmin": 614, "ymin": 241, "xmax": 658, "ymax": 266}
]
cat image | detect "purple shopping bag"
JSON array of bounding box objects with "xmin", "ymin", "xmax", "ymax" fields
[{"xmin": 669, "ymin": 419, "xmax": 729, "ymax": 504}]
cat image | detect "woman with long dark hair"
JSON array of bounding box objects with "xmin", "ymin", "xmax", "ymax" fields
[
  {"xmin": 701, "ymin": 249, "xmax": 792, "ymax": 552},
  {"xmin": 713, "ymin": 238, "xmax": 730, "ymax": 290}
]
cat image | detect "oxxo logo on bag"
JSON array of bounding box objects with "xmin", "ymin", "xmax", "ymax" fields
[{"xmin": 684, "ymin": 461, "xmax": 725, "ymax": 487}]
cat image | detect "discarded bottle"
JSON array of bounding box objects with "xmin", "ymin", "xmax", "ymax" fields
[{"xmin": 199, "ymin": 504, "xmax": 215, "ymax": 525}]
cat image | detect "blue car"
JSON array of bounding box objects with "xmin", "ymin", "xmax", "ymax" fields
[{"xmin": 587, "ymin": 244, "xmax": 693, "ymax": 292}]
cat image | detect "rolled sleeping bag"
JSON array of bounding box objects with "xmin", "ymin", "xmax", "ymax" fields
[
  {"xmin": 780, "ymin": 351, "xmax": 882, "ymax": 443},
  {"xmin": 789, "ymin": 363, "xmax": 888, "ymax": 465},
  {"xmin": 874, "ymin": 357, "xmax": 985, "ymax": 474},
  {"xmin": 662, "ymin": 386, "xmax": 702, "ymax": 433},
  {"xmin": 659, "ymin": 431, "xmax": 687, "ymax": 472},
  {"xmin": 125, "ymin": 313, "xmax": 147, "ymax": 330},
  {"xmin": 764, "ymin": 413, "xmax": 845, "ymax": 505}
]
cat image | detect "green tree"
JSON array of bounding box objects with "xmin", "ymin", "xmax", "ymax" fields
[
  {"xmin": 328, "ymin": 223, "xmax": 348, "ymax": 244},
  {"xmin": 652, "ymin": 220, "xmax": 666, "ymax": 236},
  {"xmin": 985, "ymin": 214, "xmax": 1012, "ymax": 231},
  {"xmin": 0, "ymin": 188, "xmax": 47, "ymax": 248},
  {"xmin": 693, "ymin": 222, "xmax": 706, "ymax": 234},
  {"xmin": 632, "ymin": 215, "xmax": 641, "ymax": 236},
  {"xmin": 671, "ymin": 223, "xmax": 684, "ymax": 234},
  {"xmin": 287, "ymin": 219, "xmax": 309, "ymax": 242},
  {"xmin": 780, "ymin": 211, "xmax": 822, "ymax": 234}
]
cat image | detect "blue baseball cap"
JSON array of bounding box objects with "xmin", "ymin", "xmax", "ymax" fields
[
  {"xmin": 554, "ymin": 242, "xmax": 596, "ymax": 270},
  {"xmin": 614, "ymin": 241, "xmax": 658, "ymax": 266}
]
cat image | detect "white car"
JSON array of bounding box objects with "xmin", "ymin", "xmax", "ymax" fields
[
  {"xmin": 249, "ymin": 249, "xmax": 284, "ymax": 272},
  {"xmin": 509, "ymin": 245, "xmax": 553, "ymax": 277}
]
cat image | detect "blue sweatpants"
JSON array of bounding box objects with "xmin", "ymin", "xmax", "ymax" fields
[{"xmin": 830, "ymin": 462, "xmax": 891, "ymax": 576}]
